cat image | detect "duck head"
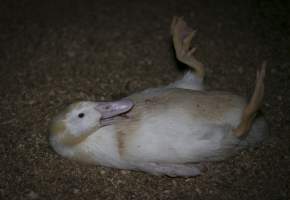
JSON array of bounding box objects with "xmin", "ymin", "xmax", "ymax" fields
[{"xmin": 49, "ymin": 99, "xmax": 134, "ymax": 146}]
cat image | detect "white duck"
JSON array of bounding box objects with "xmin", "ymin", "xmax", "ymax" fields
[{"xmin": 49, "ymin": 17, "xmax": 268, "ymax": 176}]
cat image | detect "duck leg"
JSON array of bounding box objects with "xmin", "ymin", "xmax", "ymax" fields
[
  {"xmin": 233, "ymin": 62, "xmax": 266, "ymax": 137},
  {"xmin": 171, "ymin": 16, "xmax": 205, "ymax": 79}
]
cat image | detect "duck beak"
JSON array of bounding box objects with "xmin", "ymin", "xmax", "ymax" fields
[{"xmin": 95, "ymin": 99, "xmax": 134, "ymax": 120}]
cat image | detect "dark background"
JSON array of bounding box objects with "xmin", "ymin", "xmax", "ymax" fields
[{"xmin": 1, "ymin": 0, "xmax": 289, "ymax": 199}]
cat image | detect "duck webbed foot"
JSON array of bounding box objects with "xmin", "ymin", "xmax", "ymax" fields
[
  {"xmin": 233, "ymin": 62, "xmax": 266, "ymax": 137},
  {"xmin": 171, "ymin": 16, "xmax": 205, "ymax": 79}
]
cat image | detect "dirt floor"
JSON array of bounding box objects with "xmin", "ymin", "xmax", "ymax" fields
[{"xmin": 1, "ymin": 0, "xmax": 289, "ymax": 199}]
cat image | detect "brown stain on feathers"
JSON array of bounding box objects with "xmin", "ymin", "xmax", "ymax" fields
[
  {"xmin": 115, "ymin": 114, "xmax": 142, "ymax": 158},
  {"xmin": 117, "ymin": 130, "xmax": 126, "ymax": 156}
]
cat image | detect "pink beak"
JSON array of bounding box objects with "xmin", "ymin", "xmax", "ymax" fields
[{"xmin": 95, "ymin": 99, "xmax": 134, "ymax": 120}]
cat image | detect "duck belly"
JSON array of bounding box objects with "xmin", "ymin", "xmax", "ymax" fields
[
  {"xmin": 114, "ymin": 89, "xmax": 248, "ymax": 163},
  {"xmin": 117, "ymin": 108, "xmax": 242, "ymax": 163}
]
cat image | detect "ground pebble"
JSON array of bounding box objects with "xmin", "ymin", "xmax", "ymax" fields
[
  {"xmin": 238, "ymin": 67, "xmax": 244, "ymax": 74},
  {"xmin": 121, "ymin": 170, "xmax": 130, "ymax": 175},
  {"xmin": 73, "ymin": 188, "xmax": 80, "ymax": 194},
  {"xmin": 27, "ymin": 191, "xmax": 39, "ymax": 199}
]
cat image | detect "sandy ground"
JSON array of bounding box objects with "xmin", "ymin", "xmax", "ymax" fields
[{"xmin": 0, "ymin": 0, "xmax": 289, "ymax": 199}]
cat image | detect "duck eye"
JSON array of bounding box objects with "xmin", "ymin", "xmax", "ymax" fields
[{"xmin": 78, "ymin": 113, "xmax": 85, "ymax": 118}]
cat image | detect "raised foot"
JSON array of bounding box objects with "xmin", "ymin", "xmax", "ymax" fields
[
  {"xmin": 171, "ymin": 16, "xmax": 205, "ymax": 79},
  {"xmin": 233, "ymin": 62, "xmax": 267, "ymax": 137}
]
